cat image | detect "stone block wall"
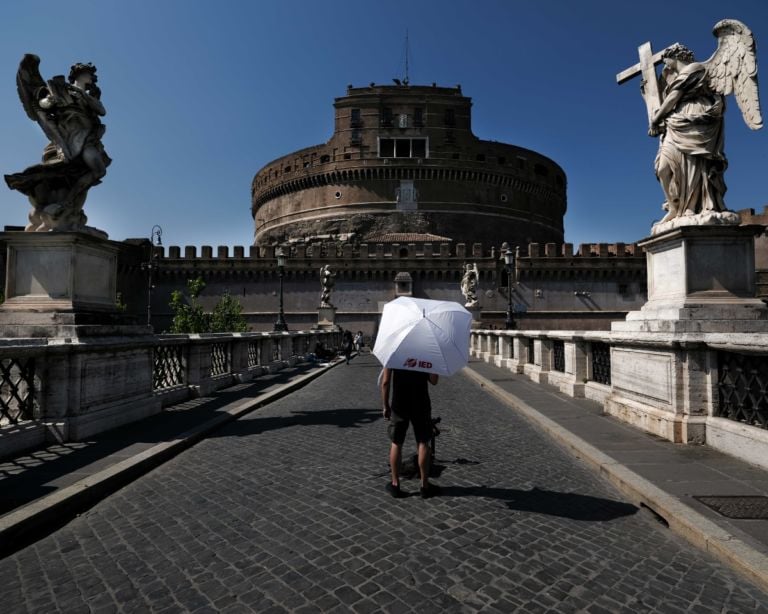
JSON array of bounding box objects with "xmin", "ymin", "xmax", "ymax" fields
[{"xmin": 112, "ymin": 239, "xmax": 648, "ymax": 334}]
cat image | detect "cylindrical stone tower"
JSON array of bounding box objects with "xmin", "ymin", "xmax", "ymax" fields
[{"xmin": 251, "ymin": 83, "xmax": 566, "ymax": 247}]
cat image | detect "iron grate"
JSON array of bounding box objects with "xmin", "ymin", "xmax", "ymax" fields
[
  {"xmin": 552, "ymin": 340, "xmax": 565, "ymax": 373},
  {"xmin": 694, "ymin": 495, "xmax": 768, "ymax": 519}
]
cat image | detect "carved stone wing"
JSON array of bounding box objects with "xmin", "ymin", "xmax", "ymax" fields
[
  {"xmin": 15, "ymin": 53, "xmax": 71, "ymax": 153},
  {"xmin": 703, "ymin": 19, "xmax": 763, "ymax": 130},
  {"xmin": 16, "ymin": 54, "xmax": 46, "ymax": 121}
]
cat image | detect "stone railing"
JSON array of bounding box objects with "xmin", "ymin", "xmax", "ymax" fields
[
  {"xmin": 470, "ymin": 329, "xmax": 768, "ymax": 471},
  {"xmin": 0, "ymin": 330, "xmax": 340, "ymax": 460},
  {"xmin": 151, "ymin": 331, "xmax": 336, "ymax": 405}
]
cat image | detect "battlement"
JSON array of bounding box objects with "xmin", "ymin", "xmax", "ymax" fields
[
  {"xmin": 152, "ymin": 241, "xmax": 643, "ymax": 262},
  {"xmin": 736, "ymin": 206, "xmax": 768, "ymax": 226}
]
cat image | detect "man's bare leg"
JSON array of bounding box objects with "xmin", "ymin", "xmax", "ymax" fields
[
  {"xmin": 418, "ymin": 442, "xmax": 430, "ymax": 488},
  {"xmin": 389, "ymin": 443, "xmax": 402, "ymax": 486}
]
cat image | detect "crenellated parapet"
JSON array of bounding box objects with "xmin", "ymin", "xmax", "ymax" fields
[
  {"xmin": 121, "ymin": 240, "xmax": 645, "ymax": 286},
  {"xmin": 151, "ymin": 240, "xmax": 641, "ymax": 263}
]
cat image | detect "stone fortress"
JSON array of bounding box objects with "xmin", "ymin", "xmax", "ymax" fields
[
  {"xmin": 11, "ymin": 80, "xmax": 765, "ymax": 335},
  {"xmin": 251, "ymin": 83, "xmax": 566, "ymax": 248}
]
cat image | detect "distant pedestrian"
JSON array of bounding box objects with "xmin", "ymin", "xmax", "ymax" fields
[
  {"xmin": 342, "ymin": 330, "xmax": 353, "ymax": 364},
  {"xmin": 354, "ymin": 331, "xmax": 364, "ymax": 352},
  {"xmin": 380, "ymin": 367, "xmax": 440, "ymax": 498}
]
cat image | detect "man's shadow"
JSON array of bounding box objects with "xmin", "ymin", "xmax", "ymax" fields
[
  {"xmin": 440, "ymin": 485, "xmax": 638, "ymax": 521},
  {"xmin": 213, "ymin": 407, "xmax": 381, "ymax": 437}
]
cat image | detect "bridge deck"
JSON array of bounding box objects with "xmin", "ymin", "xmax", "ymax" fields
[{"xmin": 1, "ymin": 353, "xmax": 767, "ymax": 612}]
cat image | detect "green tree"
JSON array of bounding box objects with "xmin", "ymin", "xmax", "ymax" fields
[
  {"xmin": 168, "ymin": 278, "xmax": 210, "ymax": 333},
  {"xmin": 210, "ymin": 290, "xmax": 248, "ymax": 333},
  {"xmin": 168, "ymin": 278, "xmax": 248, "ymax": 334}
]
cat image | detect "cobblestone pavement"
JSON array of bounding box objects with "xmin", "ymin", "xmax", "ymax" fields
[{"xmin": 2, "ymin": 354, "xmax": 767, "ymax": 613}]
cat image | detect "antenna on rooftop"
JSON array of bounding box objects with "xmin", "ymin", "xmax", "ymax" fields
[
  {"xmin": 404, "ymin": 29, "xmax": 410, "ymax": 85},
  {"xmin": 394, "ymin": 30, "xmax": 411, "ymax": 86}
]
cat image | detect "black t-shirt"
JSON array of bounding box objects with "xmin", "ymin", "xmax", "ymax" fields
[{"xmin": 391, "ymin": 369, "xmax": 431, "ymax": 415}]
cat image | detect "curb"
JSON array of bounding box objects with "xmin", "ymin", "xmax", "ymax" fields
[
  {"xmin": 462, "ymin": 365, "xmax": 768, "ymax": 593},
  {"xmin": 0, "ymin": 359, "xmax": 344, "ymax": 557}
]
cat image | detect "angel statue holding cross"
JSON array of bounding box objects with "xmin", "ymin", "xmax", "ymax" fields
[{"xmin": 618, "ymin": 20, "xmax": 762, "ymax": 234}]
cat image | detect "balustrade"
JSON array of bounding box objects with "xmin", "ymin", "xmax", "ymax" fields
[{"xmin": 0, "ymin": 330, "xmax": 339, "ymax": 458}]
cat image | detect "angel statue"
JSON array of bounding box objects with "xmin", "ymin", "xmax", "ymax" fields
[
  {"xmin": 460, "ymin": 262, "xmax": 479, "ymax": 309},
  {"xmin": 4, "ymin": 54, "xmax": 111, "ymax": 233},
  {"xmin": 320, "ymin": 264, "xmax": 336, "ymax": 307},
  {"xmin": 638, "ymin": 20, "xmax": 762, "ymax": 233}
]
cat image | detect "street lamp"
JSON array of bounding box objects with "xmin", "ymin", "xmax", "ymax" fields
[
  {"xmin": 273, "ymin": 246, "xmax": 289, "ymax": 331},
  {"xmin": 141, "ymin": 225, "xmax": 163, "ymax": 328},
  {"xmin": 503, "ymin": 246, "xmax": 517, "ymax": 330}
]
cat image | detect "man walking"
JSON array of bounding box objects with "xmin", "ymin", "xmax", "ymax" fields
[{"xmin": 380, "ymin": 367, "xmax": 440, "ymax": 498}]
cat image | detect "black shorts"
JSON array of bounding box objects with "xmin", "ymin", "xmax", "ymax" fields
[{"xmin": 388, "ymin": 406, "xmax": 432, "ymax": 445}]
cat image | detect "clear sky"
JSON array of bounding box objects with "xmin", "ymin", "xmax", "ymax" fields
[{"xmin": 1, "ymin": 0, "xmax": 767, "ymax": 250}]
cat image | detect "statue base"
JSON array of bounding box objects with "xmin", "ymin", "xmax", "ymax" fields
[
  {"xmin": 467, "ymin": 306, "xmax": 483, "ymax": 329},
  {"xmin": 607, "ymin": 223, "xmax": 768, "ymax": 444},
  {"xmin": 315, "ymin": 305, "xmax": 338, "ymax": 331},
  {"xmin": 0, "ymin": 231, "xmax": 150, "ymax": 338},
  {"xmin": 612, "ymin": 224, "xmax": 768, "ymax": 334}
]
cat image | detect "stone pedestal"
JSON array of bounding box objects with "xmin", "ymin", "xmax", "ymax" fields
[
  {"xmin": 0, "ymin": 231, "xmax": 159, "ymax": 443},
  {"xmin": 0, "ymin": 231, "xmax": 150, "ymax": 338},
  {"xmin": 468, "ymin": 306, "xmax": 482, "ymax": 329},
  {"xmin": 607, "ymin": 223, "xmax": 768, "ymax": 443},
  {"xmin": 315, "ymin": 305, "xmax": 338, "ymax": 330},
  {"xmin": 612, "ymin": 225, "xmax": 768, "ymax": 334}
]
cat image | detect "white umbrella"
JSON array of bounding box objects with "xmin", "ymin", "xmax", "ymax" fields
[{"xmin": 373, "ymin": 297, "xmax": 472, "ymax": 376}]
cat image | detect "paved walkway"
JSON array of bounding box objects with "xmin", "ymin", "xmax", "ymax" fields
[{"xmin": 1, "ymin": 353, "xmax": 767, "ymax": 612}]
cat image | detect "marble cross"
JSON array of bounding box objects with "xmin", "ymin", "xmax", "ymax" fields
[{"xmin": 616, "ymin": 42, "xmax": 673, "ymax": 122}]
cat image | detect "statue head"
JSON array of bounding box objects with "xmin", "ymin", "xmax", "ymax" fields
[
  {"xmin": 662, "ymin": 43, "xmax": 695, "ymax": 64},
  {"xmin": 68, "ymin": 62, "xmax": 98, "ymax": 85}
]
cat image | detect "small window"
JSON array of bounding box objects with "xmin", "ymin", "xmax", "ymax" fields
[
  {"xmin": 351, "ymin": 130, "xmax": 362, "ymax": 144},
  {"xmin": 412, "ymin": 139, "xmax": 426, "ymax": 158},
  {"xmin": 498, "ymin": 156, "xmax": 506, "ymax": 165},
  {"xmin": 444, "ymin": 108, "xmax": 455, "ymax": 126},
  {"xmin": 500, "ymin": 194, "xmax": 508, "ymax": 202},
  {"xmin": 343, "ymin": 153, "xmax": 351, "ymax": 160},
  {"xmin": 350, "ymin": 108, "xmax": 361, "ymax": 127},
  {"xmin": 379, "ymin": 139, "xmax": 394, "ymax": 157},
  {"xmin": 284, "ymin": 165, "xmax": 291, "ymax": 172},
  {"xmin": 381, "ymin": 107, "xmax": 393, "ymax": 127},
  {"xmin": 319, "ymin": 155, "xmax": 330, "ymax": 164},
  {"xmin": 414, "ymin": 107, "xmax": 424, "ymax": 127},
  {"xmin": 395, "ymin": 139, "xmax": 410, "ymax": 157},
  {"xmin": 476, "ymin": 154, "xmax": 486, "ymax": 162}
]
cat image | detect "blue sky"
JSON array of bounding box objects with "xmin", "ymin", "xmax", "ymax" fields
[{"xmin": 1, "ymin": 0, "xmax": 767, "ymax": 250}]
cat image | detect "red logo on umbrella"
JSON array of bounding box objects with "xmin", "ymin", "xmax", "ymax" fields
[{"xmin": 403, "ymin": 358, "xmax": 432, "ymax": 369}]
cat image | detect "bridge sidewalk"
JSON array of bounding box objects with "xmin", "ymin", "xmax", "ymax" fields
[
  {"xmin": 0, "ymin": 357, "xmax": 345, "ymax": 556},
  {"xmin": 464, "ymin": 358, "xmax": 768, "ymax": 591}
]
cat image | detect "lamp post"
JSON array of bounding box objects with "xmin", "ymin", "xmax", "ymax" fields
[
  {"xmin": 273, "ymin": 246, "xmax": 289, "ymax": 331},
  {"xmin": 503, "ymin": 246, "xmax": 516, "ymax": 330},
  {"xmin": 141, "ymin": 225, "xmax": 163, "ymax": 328}
]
